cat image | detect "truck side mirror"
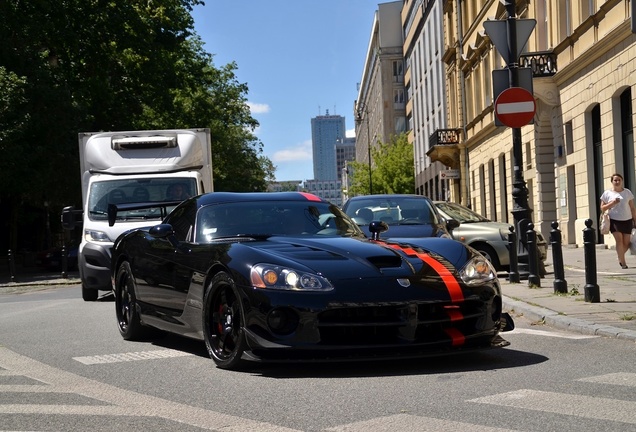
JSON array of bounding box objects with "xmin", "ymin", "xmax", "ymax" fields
[{"xmin": 61, "ymin": 206, "xmax": 83, "ymax": 230}]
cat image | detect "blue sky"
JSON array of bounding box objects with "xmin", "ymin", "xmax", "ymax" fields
[{"xmin": 191, "ymin": 1, "xmax": 381, "ymax": 182}]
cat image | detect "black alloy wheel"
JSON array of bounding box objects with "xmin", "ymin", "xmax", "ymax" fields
[
  {"xmin": 203, "ymin": 272, "xmax": 247, "ymax": 369},
  {"xmin": 115, "ymin": 261, "xmax": 148, "ymax": 340}
]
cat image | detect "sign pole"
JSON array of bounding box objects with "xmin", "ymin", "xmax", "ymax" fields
[{"xmin": 505, "ymin": 1, "xmax": 534, "ymax": 279}]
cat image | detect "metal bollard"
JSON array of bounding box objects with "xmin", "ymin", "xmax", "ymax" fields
[
  {"xmin": 526, "ymin": 223, "xmax": 540, "ymax": 287},
  {"xmin": 583, "ymin": 219, "xmax": 600, "ymax": 302},
  {"xmin": 61, "ymin": 243, "xmax": 68, "ymax": 279},
  {"xmin": 550, "ymin": 221, "xmax": 568, "ymax": 293},
  {"xmin": 508, "ymin": 226, "xmax": 520, "ymax": 283},
  {"xmin": 7, "ymin": 249, "xmax": 16, "ymax": 283}
]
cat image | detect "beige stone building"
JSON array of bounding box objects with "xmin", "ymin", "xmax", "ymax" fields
[{"xmin": 433, "ymin": 0, "xmax": 636, "ymax": 246}]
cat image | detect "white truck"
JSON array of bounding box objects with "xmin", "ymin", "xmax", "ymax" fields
[{"xmin": 62, "ymin": 129, "xmax": 213, "ymax": 301}]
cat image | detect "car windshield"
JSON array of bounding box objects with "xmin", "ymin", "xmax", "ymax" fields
[
  {"xmin": 196, "ymin": 200, "xmax": 364, "ymax": 242},
  {"xmin": 343, "ymin": 197, "xmax": 437, "ymax": 226},
  {"xmin": 87, "ymin": 178, "xmax": 196, "ymax": 221},
  {"xmin": 436, "ymin": 202, "xmax": 489, "ymax": 223}
]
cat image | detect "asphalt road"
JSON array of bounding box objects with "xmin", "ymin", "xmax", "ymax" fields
[{"xmin": 1, "ymin": 284, "xmax": 635, "ymax": 432}]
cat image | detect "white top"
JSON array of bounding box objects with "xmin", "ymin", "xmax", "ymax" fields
[{"xmin": 600, "ymin": 188, "xmax": 634, "ymax": 221}]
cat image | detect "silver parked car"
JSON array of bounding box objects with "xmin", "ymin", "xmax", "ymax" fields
[{"xmin": 434, "ymin": 201, "xmax": 547, "ymax": 272}]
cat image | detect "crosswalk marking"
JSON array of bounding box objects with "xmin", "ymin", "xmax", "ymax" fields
[
  {"xmin": 3, "ymin": 344, "xmax": 636, "ymax": 431},
  {"xmin": 578, "ymin": 372, "xmax": 636, "ymax": 387},
  {"xmin": 0, "ymin": 347, "xmax": 300, "ymax": 431},
  {"xmin": 508, "ymin": 327, "xmax": 597, "ymax": 339},
  {"xmin": 469, "ymin": 389, "xmax": 636, "ymax": 424},
  {"xmin": 73, "ymin": 349, "xmax": 192, "ymax": 365},
  {"xmin": 324, "ymin": 413, "xmax": 518, "ymax": 431}
]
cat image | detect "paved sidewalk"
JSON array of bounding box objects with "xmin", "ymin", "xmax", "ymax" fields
[
  {"xmin": 501, "ymin": 245, "xmax": 636, "ymax": 342},
  {"xmin": 2, "ymin": 245, "xmax": 636, "ymax": 342}
]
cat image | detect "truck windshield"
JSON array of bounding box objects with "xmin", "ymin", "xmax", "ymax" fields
[{"xmin": 87, "ymin": 178, "xmax": 197, "ymax": 221}]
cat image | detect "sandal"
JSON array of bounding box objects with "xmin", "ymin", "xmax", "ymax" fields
[{"xmin": 620, "ymin": 263, "xmax": 628, "ymax": 269}]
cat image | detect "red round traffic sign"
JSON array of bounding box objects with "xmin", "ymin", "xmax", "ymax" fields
[{"xmin": 495, "ymin": 87, "xmax": 536, "ymax": 128}]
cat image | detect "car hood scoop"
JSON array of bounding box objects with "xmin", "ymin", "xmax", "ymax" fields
[{"xmin": 252, "ymin": 237, "xmax": 412, "ymax": 275}]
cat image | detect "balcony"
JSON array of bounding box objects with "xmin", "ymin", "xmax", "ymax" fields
[
  {"xmin": 427, "ymin": 129, "xmax": 461, "ymax": 168},
  {"xmin": 520, "ymin": 51, "xmax": 557, "ymax": 77}
]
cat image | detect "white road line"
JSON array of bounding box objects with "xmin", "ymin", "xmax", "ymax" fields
[
  {"xmin": 578, "ymin": 373, "xmax": 636, "ymax": 387},
  {"xmin": 325, "ymin": 413, "xmax": 518, "ymax": 431},
  {"xmin": 0, "ymin": 347, "xmax": 299, "ymax": 431},
  {"xmin": 73, "ymin": 349, "xmax": 192, "ymax": 365},
  {"xmin": 469, "ymin": 389, "xmax": 636, "ymax": 424},
  {"xmin": 508, "ymin": 327, "xmax": 597, "ymax": 339}
]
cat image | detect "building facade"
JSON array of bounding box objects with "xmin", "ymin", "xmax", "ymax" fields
[
  {"xmin": 403, "ymin": 0, "xmax": 452, "ymax": 201},
  {"xmin": 354, "ymin": 0, "xmax": 407, "ymax": 193},
  {"xmin": 428, "ymin": 0, "xmax": 636, "ymax": 246},
  {"xmin": 301, "ymin": 179, "xmax": 344, "ymax": 206}
]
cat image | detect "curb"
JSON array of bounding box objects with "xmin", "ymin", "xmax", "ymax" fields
[{"xmin": 503, "ymin": 296, "xmax": 636, "ymax": 342}]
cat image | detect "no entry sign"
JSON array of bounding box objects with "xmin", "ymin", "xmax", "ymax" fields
[{"xmin": 495, "ymin": 87, "xmax": 536, "ymax": 128}]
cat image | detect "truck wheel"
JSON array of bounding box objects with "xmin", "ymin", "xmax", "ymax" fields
[{"xmin": 81, "ymin": 285, "xmax": 98, "ymax": 301}]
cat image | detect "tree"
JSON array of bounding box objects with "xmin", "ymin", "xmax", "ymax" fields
[
  {"xmin": 347, "ymin": 133, "xmax": 414, "ymax": 196},
  {"xmin": 0, "ymin": 0, "xmax": 274, "ymax": 252}
]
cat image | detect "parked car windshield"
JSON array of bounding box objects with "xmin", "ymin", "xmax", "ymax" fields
[
  {"xmin": 343, "ymin": 197, "xmax": 438, "ymax": 226},
  {"xmin": 87, "ymin": 178, "xmax": 197, "ymax": 221},
  {"xmin": 196, "ymin": 200, "xmax": 364, "ymax": 242},
  {"xmin": 435, "ymin": 202, "xmax": 489, "ymax": 223}
]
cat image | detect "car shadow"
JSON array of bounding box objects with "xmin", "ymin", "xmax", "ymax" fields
[
  {"xmin": 248, "ymin": 349, "xmax": 548, "ymax": 378},
  {"xmin": 150, "ymin": 334, "xmax": 547, "ymax": 378}
]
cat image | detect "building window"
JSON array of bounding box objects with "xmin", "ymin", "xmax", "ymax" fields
[
  {"xmin": 564, "ymin": 121, "xmax": 574, "ymax": 155},
  {"xmin": 393, "ymin": 60, "xmax": 404, "ymax": 82},
  {"xmin": 394, "ymin": 89, "xmax": 405, "ymax": 109}
]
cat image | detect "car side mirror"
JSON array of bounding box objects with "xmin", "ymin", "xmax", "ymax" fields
[
  {"xmin": 446, "ymin": 218, "xmax": 460, "ymax": 231},
  {"xmin": 149, "ymin": 224, "xmax": 175, "ymax": 239},
  {"xmin": 61, "ymin": 206, "xmax": 83, "ymax": 230},
  {"xmin": 149, "ymin": 224, "xmax": 182, "ymax": 249},
  {"xmin": 368, "ymin": 220, "xmax": 389, "ymax": 240}
]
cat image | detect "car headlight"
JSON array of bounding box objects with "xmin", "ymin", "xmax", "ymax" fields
[
  {"xmin": 499, "ymin": 227, "xmax": 511, "ymax": 241},
  {"xmin": 84, "ymin": 229, "xmax": 112, "ymax": 243},
  {"xmin": 458, "ymin": 256, "xmax": 496, "ymax": 286},
  {"xmin": 250, "ymin": 264, "xmax": 334, "ymax": 291}
]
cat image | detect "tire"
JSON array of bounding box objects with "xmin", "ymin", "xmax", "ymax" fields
[
  {"xmin": 114, "ymin": 261, "xmax": 150, "ymax": 340},
  {"xmin": 81, "ymin": 285, "xmax": 98, "ymax": 302},
  {"xmin": 473, "ymin": 243, "xmax": 501, "ymax": 270},
  {"xmin": 203, "ymin": 272, "xmax": 247, "ymax": 370}
]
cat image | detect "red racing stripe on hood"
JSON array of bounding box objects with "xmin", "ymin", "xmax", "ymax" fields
[{"xmin": 378, "ymin": 241, "xmax": 464, "ymax": 303}]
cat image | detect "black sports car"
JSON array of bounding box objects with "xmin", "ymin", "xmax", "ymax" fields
[{"xmin": 111, "ymin": 192, "xmax": 514, "ymax": 369}]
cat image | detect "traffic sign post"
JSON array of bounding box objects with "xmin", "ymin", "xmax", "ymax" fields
[
  {"xmin": 494, "ymin": 87, "xmax": 536, "ymax": 128},
  {"xmin": 483, "ymin": 1, "xmax": 536, "ymax": 279}
]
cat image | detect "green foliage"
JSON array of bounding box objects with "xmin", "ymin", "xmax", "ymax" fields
[
  {"xmin": 347, "ymin": 133, "xmax": 414, "ymax": 196},
  {"xmin": 0, "ymin": 0, "xmax": 274, "ymax": 250}
]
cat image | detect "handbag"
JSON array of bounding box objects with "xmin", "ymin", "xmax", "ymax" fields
[{"xmin": 599, "ymin": 211, "xmax": 610, "ymax": 235}]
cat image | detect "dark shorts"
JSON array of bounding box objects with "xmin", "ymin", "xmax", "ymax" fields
[{"xmin": 610, "ymin": 218, "xmax": 633, "ymax": 234}]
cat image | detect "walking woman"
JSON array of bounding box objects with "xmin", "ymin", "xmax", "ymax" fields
[{"xmin": 600, "ymin": 173, "xmax": 636, "ymax": 268}]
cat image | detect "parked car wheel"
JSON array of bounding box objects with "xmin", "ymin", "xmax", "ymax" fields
[
  {"xmin": 203, "ymin": 272, "xmax": 247, "ymax": 370},
  {"xmin": 472, "ymin": 243, "xmax": 501, "ymax": 270}
]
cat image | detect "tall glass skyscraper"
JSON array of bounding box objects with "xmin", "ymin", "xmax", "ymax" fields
[{"xmin": 311, "ymin": 111, "xmax": 346, "ymax": 181}]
